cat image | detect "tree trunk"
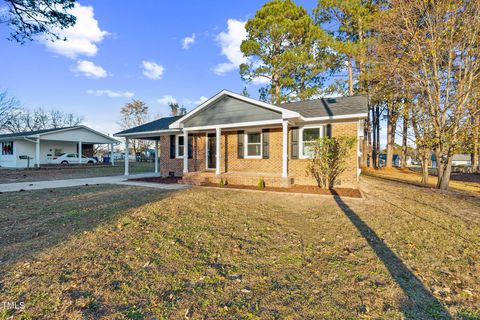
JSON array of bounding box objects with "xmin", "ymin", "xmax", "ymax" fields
[
  {"xmin": 376, "ymin": 106, "xmax": 381, "ymax": 167},
  {"xmin": 347, "ymin": 59, "xmax": 354, "ymax": 96},
  {"xmin": 401, "ymin": 113, "xmax": 408, "ymax": 168},
  {"xmin": 421, "ymin": 153, "xmax": 429, "ymax": 184},
  {"xmin": 386, "ymin": 105, "xmax": 394, "ymax": 168},
  {"xmin": 436, "ymin": 155, "xmax": 453, "ymax": 190},
  {"xmin": 472, "ymin": 113, "xmax": 479, "ymax": 173},
  {"xmin": 372, "ymin": 106, "xmax": 377, "ymax": 168}
]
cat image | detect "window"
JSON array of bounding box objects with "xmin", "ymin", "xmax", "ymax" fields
[
  {"xmin": 176, "ymin": 135, "xmax": 185, "ymax": 158},
  {"xmin": 301, "ymin": 127, "xmax": 323, "ymax": 158},
  {"xmin": 1, "ymin": 141, "xmax": 13, "ymax": 155},
  {"xmin": 245, "ymin": 132, "xmax": 262, "ymax": 158},
  {"xmin": 54, "ymin": 149, "xmax": 63, "ymax": 156}
]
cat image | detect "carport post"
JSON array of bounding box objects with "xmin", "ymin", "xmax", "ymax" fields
[
  {"xmin": 124, "ymin": 138, "xmax": 129, "ymax": 176},
  {"xmin": 110, "ymin": 143, "xmax": 115, "ymax": 166},
  {"xmin": 78, "ymin": 141, "xmax": 82, "ymax": 164},
  {"xmin": 35, "ymin": 138, "xmax": 40, "ymax": 168},
  {"xmin": 154, "ymin": 140, "xmax": 159, "ymax": 173}
]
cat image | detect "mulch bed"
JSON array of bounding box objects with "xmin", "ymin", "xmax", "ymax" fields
[
  {"xmin": 128, "ymin": 176, "xmax": 181, "ymax": 184},
  {"xmin": 201, "ymin": 183, "xmax": 362, "ymax": 198}
]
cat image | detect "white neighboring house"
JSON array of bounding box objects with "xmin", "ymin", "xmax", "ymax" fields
[
  {"xmin": 0, "ymin": 126, "xmax": 119, "ymax": 168},
  {"xmin": 452, "ymin": 154, "xmax": 471, "ymax": 166}
]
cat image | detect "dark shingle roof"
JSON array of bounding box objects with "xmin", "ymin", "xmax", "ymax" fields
[
  {"xmin": 279, "ymin": 95, "xmax": 367, "ymax": 118},
  {"xmin": 115, "ymin": 116, "xmax": 182, "ymax": 135},
  {"xmin": 0, "ymin": 126, "xmax": 79, "ymax": 140}
]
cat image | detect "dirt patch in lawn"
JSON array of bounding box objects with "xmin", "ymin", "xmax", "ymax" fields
[
  {"xmin": 201, "ymin": 183, "xmax": 362, "ymax": 198},
  {"xmin": 128, "ymin": 176, "xmax": 181, "ymax": 184},
  {"xmin": 0, "ymin": 176, "xmax": 478, "ymax": 319}
]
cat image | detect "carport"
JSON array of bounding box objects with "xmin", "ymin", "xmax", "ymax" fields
[{"xmin": 0, "ymin": 126, "xmax": 119, "ymax": 168}]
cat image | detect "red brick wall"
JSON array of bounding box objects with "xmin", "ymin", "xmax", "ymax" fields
[
  {"xmin": 159, "ymin": 134, "xmax": 206, "ymax": 177},
  {"xmin": 160, "ymin": 122, "xmax": 359, "ymax": 187}
]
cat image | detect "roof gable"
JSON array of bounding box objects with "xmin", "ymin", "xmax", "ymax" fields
[
  {"xmin": 183, "ymin": 96, "xmax": 282, "ymax": 128},
  {"xmin": 169, "ymin": 90, "xmax": 300, "ymax": 129},
  {"xmin": 0, "ymin": 126, "xmax": 118, "ymax": 143}
]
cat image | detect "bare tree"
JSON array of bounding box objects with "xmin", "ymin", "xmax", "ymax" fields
[
  {"xmin": 376, "ymin": 0, "xmax": 480, "ymax": 189},
  {"xmin": 119, "ymin": 100, "xmax": 151, "ymax": 155},
  {"xmin": 4, "ymin": 107, "xmax": 82, "ymax": 133},
  {"xmin": 0, "ymin": 90, "xmax": 19, "ymax": 131}
]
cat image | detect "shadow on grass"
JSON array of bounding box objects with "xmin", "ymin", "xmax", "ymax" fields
[
  {"xmin": 0, "ymin": 185, "xmax": 173, "ymax": 279},
  {"xmin": 331, "ymin": 191, "xmax": 451, "ymax": 319}
]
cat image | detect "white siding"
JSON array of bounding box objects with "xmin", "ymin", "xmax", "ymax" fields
[{"xmin": 40, "ymin": 128, "xmax": 113, "ymax": 144}]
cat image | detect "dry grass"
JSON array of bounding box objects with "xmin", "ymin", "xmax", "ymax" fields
[
  {"xmin": 0, "ymin": 162, "xmax": 154, "ymax": 184},
  {"xmin": 363, "ymin": 167, "xmax": 480, "ymax": 194},
  {"xmin": 0, "ymin": 176, "xmax": 479, "ymax": 319}
]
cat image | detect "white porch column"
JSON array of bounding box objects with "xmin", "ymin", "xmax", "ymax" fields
[
  {"xmin": 36, "ymin": 138, "xmax": 40, "ymax": 168},
  {"xmin": 183, "ymin": 130, "xmax": 188, "ymax": 174},
  {"xmin": 124, "ymin": 138, "xmax": 129, "ymax": 176},
  {"xmin": 154, "ymin": 140, "xmax": 159, "ymax": 173},
  {"xmin": 282, "ymin": 120, "xmax": 288, "ymax": 178},
  {"xmin": 216, "ymin": 127, "xmax": 221, "ymax": 175},
  {"xmin": 78, "ymin": 141, "xmax": 82, "ymax": 164},
  {"xmin": 110, "ymin": 143, "xmax": 115, "ymax": 166}
]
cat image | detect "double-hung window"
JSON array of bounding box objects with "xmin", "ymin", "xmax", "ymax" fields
[
  {"xmin": 176, "ymin": 135, "xmax": 185, "ymax": 158},
  {"xmin": 1, "ymin": 141, "xmax": 13, "ymax": 155},
  {"xmin": 300, "ymin": 127, "xmax": 323, "ymax": 158},
  {"xmin": 245, "ymin": 131, "xmax": 262, "ymax": 158}
]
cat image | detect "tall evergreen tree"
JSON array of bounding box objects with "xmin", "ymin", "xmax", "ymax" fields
[{"xmin": 240, "ymin": 0, "xmax": 332, "ymax": 104}]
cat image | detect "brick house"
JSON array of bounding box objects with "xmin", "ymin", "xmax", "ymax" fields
[{"xmin": 115, "ymin": 90, "xmax": 367, "ymax": 188}]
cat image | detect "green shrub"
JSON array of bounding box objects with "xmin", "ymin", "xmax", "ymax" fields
[
  {"xmin": 219, "ymin": 178, "xmax": 225, "ymax": 187},
  {"xmin": 307, "ymin": 136, "xmax": 356, "ymax": 189},
  {"xmin": 258, "ymin": 178, "xmax": 266, "ymax": 189}
]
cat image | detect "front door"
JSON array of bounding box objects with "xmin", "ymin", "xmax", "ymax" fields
[{"xmin": 206, "ymin": 133, "xmax": 216, "ymax": 170}]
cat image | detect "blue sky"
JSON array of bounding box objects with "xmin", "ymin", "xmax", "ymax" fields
[
  {"xmin": 2, "ymin": 0, "xmax": 395, "ymax": 149},
  {"xmin": 0, "ymin": 0, "xmax": 317, "ymax": 136}
]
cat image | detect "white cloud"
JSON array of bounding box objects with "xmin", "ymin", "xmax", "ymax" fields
[
  {"xmin": 251, "ymin": 77, "xmax": 270, "ymax": 85},
  {"xmin": 213, "ymin": 19, "xmax": 247, "ymax": 75},
  {"xmin": 182, "ymin": 33, "xmax": 196, "ymax": 49},
  {"xmin": 42, "ymin": 3, "xmax": 108, "ymax": 59},
  {"xmin": 72, "ymin": 60, "xmax": 107, "ymax": 78},
  {"xmin": 157, "ymin": 95, "xmax": 177, "ymax": 105},
  {"xmin": 196, "ymin": 96, "xmax": 208, "ymax": 104},
  {"xmin": 142, "ymin": 61, "xmax": 165, "ymax": 80},
  {"xmin": 87, "ymin": 89, "xmax": 134, "ymax": 98}
]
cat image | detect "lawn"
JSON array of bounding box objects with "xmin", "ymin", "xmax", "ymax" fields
[
  {"xmin": 0, "ymin": 162, "xmax": 154, "ymax": 184},
  {"xmin": 0, "ymin": 176, "xmax": 479, "ymax": 319},
  {"xmin": 363, "ymin": 167, "xmax": 480, "ymax": 195}
]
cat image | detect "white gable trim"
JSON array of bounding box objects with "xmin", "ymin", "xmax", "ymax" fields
[
  {"xmin": 169, "ymin": 90, "xmax": 301, "ymax": 129},
  {"xmin": 36, "ymin": 126, "xmax": 120, "ymax": 143}
]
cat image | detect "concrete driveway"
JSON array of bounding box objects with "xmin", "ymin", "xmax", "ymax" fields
[{"xmin": 0, "ymin": 173, "xmax": 189, "ymax": 193}]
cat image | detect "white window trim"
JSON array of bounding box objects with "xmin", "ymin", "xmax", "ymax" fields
[
  {"xmin": 244, "ymin": 130, "xmax": 263, "ymax": 159},
  {"xmin": 299, "ymin": 125, "xmax": 324, "ymax": 159},
  {"xmin": 176, "ymin": 134, "xmax": 185, "ymax": 159}
]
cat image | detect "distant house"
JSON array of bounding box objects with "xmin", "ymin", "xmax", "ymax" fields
[
  {"xmin": 378, "ymin": 154, "xmax": 412, "ymax": 167},
  {"xmin": 115, "ymin": 90, "xmax": 368, "ymax": 188},
  {"xmin": 0, "ymin": 126, "xmax": 118, "ymax": 168},
  {"xmin": 452, "ymin": 154, "xmax": 471, "ymax": 166},
  {"xmin": 431, "ymin": 154, "xmax": 471, "ymax": 168}
]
